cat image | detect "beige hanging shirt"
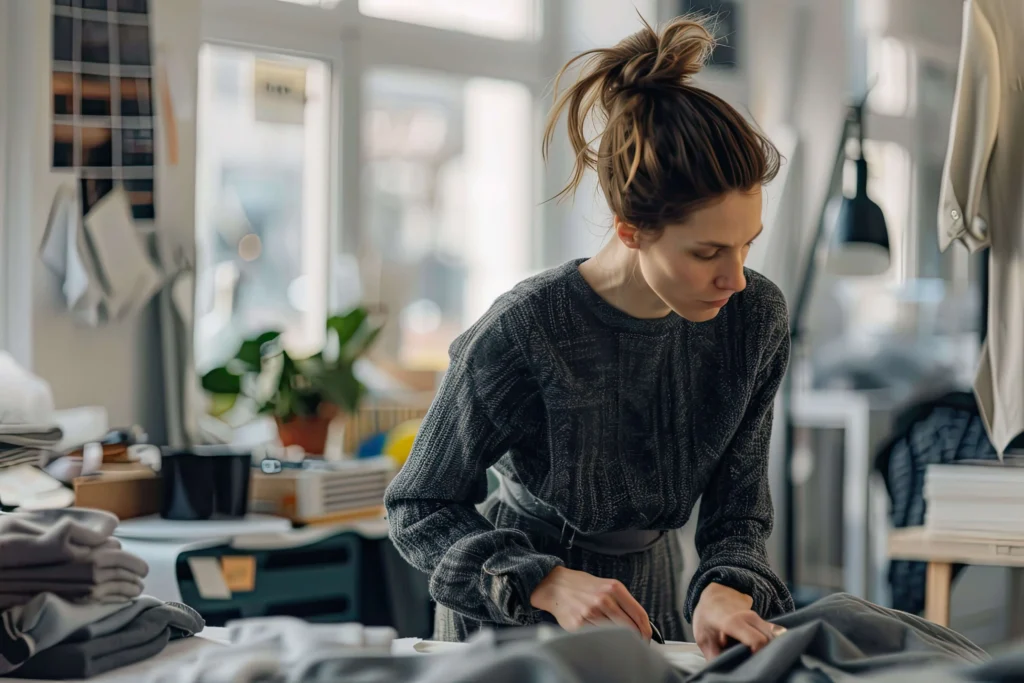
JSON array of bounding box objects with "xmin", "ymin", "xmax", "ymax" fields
[{"xmin": 938, "ymin": 0, "xmax": 1024, "ymax": 456}]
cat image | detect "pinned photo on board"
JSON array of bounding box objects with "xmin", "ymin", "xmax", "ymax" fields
[
  {"xmin": 80, "ymin": 20, "xmax": 112, "ymax": 63},
  {"xmin": 120, "ymin": 78, "xmax": 152, "ymax": 116},
  {"xmin": 118, "ymin": 0, "xmax": 148, "ymax": 13},
  {"xmin": 53, "ymin": 125, "xmax": 75, "ymax": 168},
  {"xmin": 53, "ymin": 72, "xmax": 75, "ymax": 115},
  {"xmin": 53, "ymin": 15, "xmax": 73, "ymax": 62},
  {"xmin": 123, "ymin": 179, "xmax": 155, "ymax": 220},
  {"xmin": 81, "ymin": 76, "xmax": 113, "ymax": 116},
  {"xmin": 81, "ymin": 126, "xmax": 113, "ymax": 168},
  {"xmin": 118, "ymin": 23, "xmax": 152, "ymax": 66},
  {"xmin": 122, "ymin": 128, "xmax": 154, "ymax": 166}
]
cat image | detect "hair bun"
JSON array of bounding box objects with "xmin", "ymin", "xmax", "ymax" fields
[{"xmin": 614, "ymin": 16, "xmax": 716, "ymax": 91}]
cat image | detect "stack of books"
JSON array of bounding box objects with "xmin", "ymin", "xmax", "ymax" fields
[{"xmin": 924, "ymin": 457, "xmax": 1024, "ymax": 535}]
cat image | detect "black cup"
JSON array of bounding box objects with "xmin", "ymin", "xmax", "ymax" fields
[{"xmin": 160, "ymin": 447, "xmax": 252, "ymax": 520}]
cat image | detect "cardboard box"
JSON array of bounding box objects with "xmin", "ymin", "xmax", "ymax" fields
[{"xmin": 73, "ymin": 463, "xmax": 160, "ymax": 520}]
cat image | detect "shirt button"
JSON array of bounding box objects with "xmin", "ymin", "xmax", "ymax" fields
[{"xmin": 951, "ymin": 209, "xmax": 960, "ymax": 220}]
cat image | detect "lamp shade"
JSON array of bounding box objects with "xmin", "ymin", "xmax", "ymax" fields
[{"xmin": 825, "ymin": 157, "xmax": 890, "ymax": 277}]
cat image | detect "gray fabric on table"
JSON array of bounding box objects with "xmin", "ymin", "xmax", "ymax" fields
[
  {"xmin": 690, "ymin": 593, "xmax": 987, "ymax": 683},
  {"xmin": 0, "ymin": 594, "xmax": 140, "ymax": 673},
  {"xmin": 0, "ymin": 509, "xmax": 147, "ymax": 610},
  {"xmin": 862, "ymin": 647, "xmax": 1024, "ymax": 682},
  {"xmin": 0, "ymin": 509, "xmax": 123, "ymax": 568},
  {"xmin": 115, "ymin": 594, "xmax": 999, "ymax": 683},
  {"xmin": 11, "ymin": 601, "xmax": 203, "ymax": 679},
  {"xmin": 303, "ymin": 628, "xmax": 686, "ymax": 683},
  {"xmin": 0, "ymin": 548, "xmax": 148, "ymax": 582},
  {"xmin": 385, "ymin": 260, "xmax": 793, "ymax": 641},
  {"xmin": 137, "ymin": 618, "xmax": 396, "ymax": 683},
  {"xmin": 0, "ymin": 580, "xmax": 143, "ymax": 609}
]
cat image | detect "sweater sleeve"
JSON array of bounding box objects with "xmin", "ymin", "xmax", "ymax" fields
[
  {"xmin": 384, "ymin": 307, "xmax": 564, "ymax": 626},
  {"xmin": 684, "ymin": 305, "xmax": 794, "ymax": 623}
]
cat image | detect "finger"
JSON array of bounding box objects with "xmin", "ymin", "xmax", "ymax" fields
[
  {"xmin": 744, "ymin": 614, "xmax": 788, "ymax": 642},
  {"xmin": 697, "ymin": 635, "xmax": 722, "ymax": 659},
  {"xmin": 728, "ymin": 622, "xmax": 771, "ymax": 652},
  {"xmin": 599, "ymin": 601, "xmax": 644, "ymax": 635},
  {"xmin": 610, "ymin": 583, "xmax": 652, "ymax": 640}
]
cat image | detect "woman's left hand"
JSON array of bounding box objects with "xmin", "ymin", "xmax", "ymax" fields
[{"xmin": 691, "ymin": 582, "xmax": 786, "ymax": 659}]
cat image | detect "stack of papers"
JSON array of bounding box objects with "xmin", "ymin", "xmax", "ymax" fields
[{"xmin": 924, "ymin": 458, "xmax": 1024, "ymax": 535}]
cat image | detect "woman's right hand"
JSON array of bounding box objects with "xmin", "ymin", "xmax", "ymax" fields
[{"xmin": 530, "ymin": 566, "xmax": 653, "ymax": 640}]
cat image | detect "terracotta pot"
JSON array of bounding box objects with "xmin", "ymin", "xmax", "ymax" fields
[{"xmin": 275, "ymin": 404, "xmax": 340, "ymax": 456}]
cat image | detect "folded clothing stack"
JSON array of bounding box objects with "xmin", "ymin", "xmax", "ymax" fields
[
  {"xmin": 0, "ymin": 507, "xmax": 205, "ymax": 679},
  {"xmin": 0, "ymin": 508, "xmax": 146, "ymax": 609},
  {"xmin": 0, "ymin": 423, "xmax": 62, "ymax": 470}
]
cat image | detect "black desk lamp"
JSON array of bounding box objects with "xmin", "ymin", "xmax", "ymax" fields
[{"xmin": 781, "ymin": 95, "xmax": 891, "ymax": 598}]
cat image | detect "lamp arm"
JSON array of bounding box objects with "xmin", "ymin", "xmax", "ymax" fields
[{"xmin": 781, "ymin": 110, "xmax": 852, "ymax": 588}]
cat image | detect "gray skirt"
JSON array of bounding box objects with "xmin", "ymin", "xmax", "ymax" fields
[{"xmin": 432, "ymin": 492, "xmax": 687, "ymax": 642}]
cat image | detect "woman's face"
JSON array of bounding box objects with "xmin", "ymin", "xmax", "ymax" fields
[{"xmin": 626, "ymin": 188, "xmax": 764, "ymax": 323}]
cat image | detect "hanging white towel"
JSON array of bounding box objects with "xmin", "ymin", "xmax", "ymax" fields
[
  {"xmin": 83, "ymin": 186, "xmax": 165, "ymax": 322},
  {"xmin": 38, "ymin": 184, "xmax": 105, "ymax": 327}
]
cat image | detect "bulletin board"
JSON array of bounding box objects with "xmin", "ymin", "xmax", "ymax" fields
[{"xmin": 51, "ymin": 0, "xmax": 156, "ymax": 220}]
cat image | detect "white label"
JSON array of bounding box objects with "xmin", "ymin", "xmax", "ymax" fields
[
  {"xmin": 187, "ymin": 556, "xmax": 232, "ymax": 600},
  {"xmin": 253, "ymin": 60, "xmax": 307, "ymax": 125}
]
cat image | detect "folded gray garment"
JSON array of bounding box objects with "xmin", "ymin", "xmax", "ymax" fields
[
  {"xmin": 15, "ymin": 627, "xmax": 172, "ymax": 680},
  {"xmin": 863, "ymin": 647, "xmax": 1024, "ymax": 683},
  {"xmin": 297, "ymin": 627, "xmax": 682, "ymax": 683},
  {"xmin": 0, "ymin": 509, "xmax": 122, "ymax": 568},
  {"xmin": 0, "ymin": 548, "xmax": 148, "ymax": 581},
  {"xmin": 5, "ymin": 507, "xmax": 120, "ymax": 535},
  {"xmin": 0, "ymin": 581, "xmax": 143, "ymax": 610},
  {"xmin": 0, "ymin": 577, "xmax": 143, "ymax": 600},
  {"xmin": 11, "ymin": 602, "xmax": 204, "ymax": 679},
  {"xmin": 0, "ymin": 424, "xmax": 63, "ymax": 447},
  {"xmin": 689, "ymin": 592, "xmax": 987, "ymax": 683},
  {"xmin": 0, "ymin": 448, "xmax": 47, "ymax": 469},
  {"xmin": 0, "ymin": 594, "xmax": 156, "ymax": 674}
]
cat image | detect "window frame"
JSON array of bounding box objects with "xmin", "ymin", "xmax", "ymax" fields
[{"xmin": 198, "ymin": 0, "xmax": 558, "ymax": 325}]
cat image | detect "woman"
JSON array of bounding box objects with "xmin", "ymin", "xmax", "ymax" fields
[{"xmin": 384, "ymin": 15, "xmax": 793, "ymax": 658}]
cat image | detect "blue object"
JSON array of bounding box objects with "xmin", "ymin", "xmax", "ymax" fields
[{"xmin": 357, "ymin": 432, "xmax": 387, "ymax": 459}]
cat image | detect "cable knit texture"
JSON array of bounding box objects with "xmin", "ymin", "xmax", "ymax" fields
[{"xmin": 385, "ymin": 258, "xmax": 793, "ymax": 641}]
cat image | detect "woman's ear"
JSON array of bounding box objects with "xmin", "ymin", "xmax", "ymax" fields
[{"xmin": 614, "ymin": 216, "xmax": 641, "ymax": 250}]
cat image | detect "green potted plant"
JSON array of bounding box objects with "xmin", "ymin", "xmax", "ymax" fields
[{"xmin": 200, "ymin": 307, "xmax": 383, "ymax": 455}]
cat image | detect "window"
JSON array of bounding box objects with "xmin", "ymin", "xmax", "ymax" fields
[
  {"xmin": 364, "ymin": 69, "xmax": 534, "ymax": 369},
  {"xmin": 194, "ymin": 45, "xmax": 331, "ymax": 370},
  {"xmin": 359, "ymin": 0, "xmax": 541, "ymax": 40}
]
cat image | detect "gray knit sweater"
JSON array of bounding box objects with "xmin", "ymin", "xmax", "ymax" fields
[{"xmin": 385, "ymin": 258, "xmax": 794, "ymax": 640}]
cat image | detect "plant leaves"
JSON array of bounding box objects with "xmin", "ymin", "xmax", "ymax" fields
[
  {"xmin": 207, "ymin": 393, "xmax": 237, "ymax": 417},
  {"xmin": 315, "ymin": 364, "xmax": 363, "ymax": 414},
  {"xmin": 201, "ymin": 367, "xmax": 242, "ymax": 395},
  {"xmin": 327, "ymin": 309, "xmax": 368, "ymax": 348},
  {"xmin": 343, "ymin": 324, "xmax": 383, "ymax": 363},
  {"xmin": 235, "ymin": 331, "xmax": 282, "ymax": 371}
]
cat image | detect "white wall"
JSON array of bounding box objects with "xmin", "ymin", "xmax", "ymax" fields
[{"xmin": 3, "ymin": 0, "xmax": 199, "ymax": 441}]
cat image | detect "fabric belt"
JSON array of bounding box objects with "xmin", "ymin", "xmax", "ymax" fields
[{"xmin": 495, "ymin": 474, "xmax": 665, "ymax": 557}]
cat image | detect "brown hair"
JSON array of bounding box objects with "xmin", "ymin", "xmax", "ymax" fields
[{"xmin": 543, "ymin": 14, "xmax": 780, "ymax": 231}]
